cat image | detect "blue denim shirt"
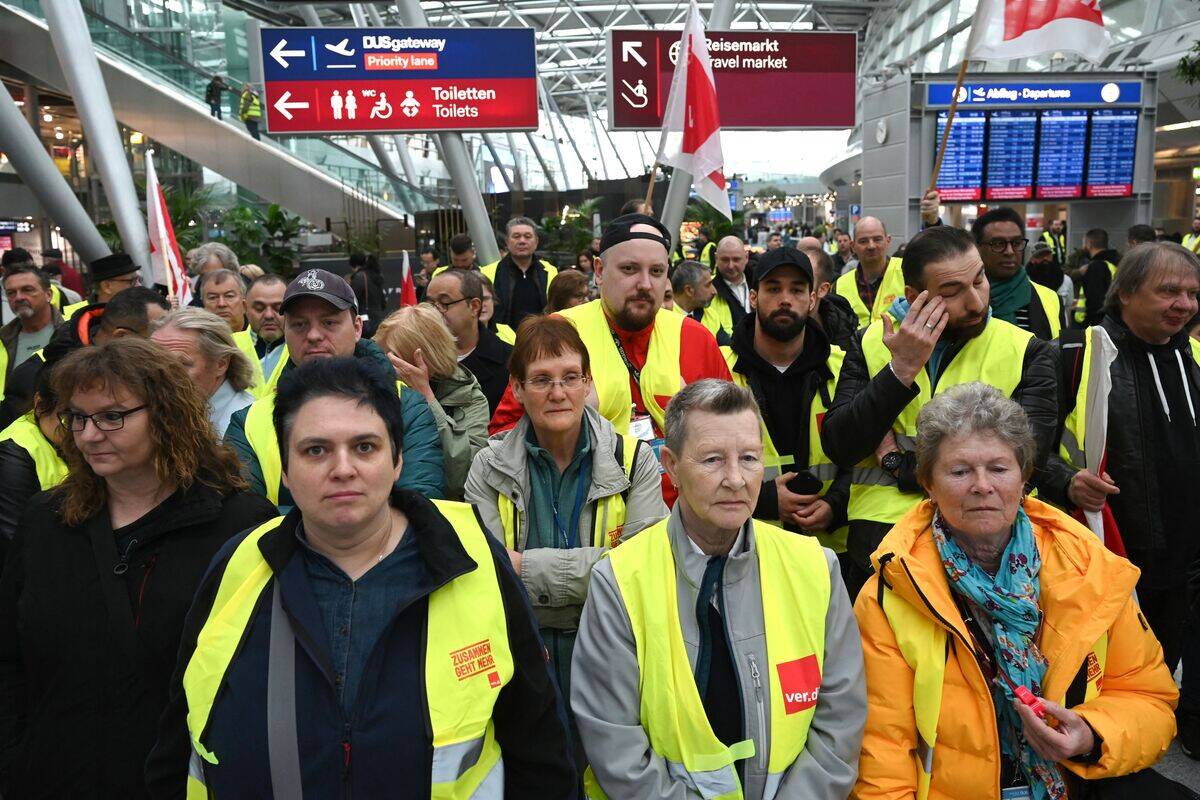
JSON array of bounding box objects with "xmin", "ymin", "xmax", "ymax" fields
[{"xmin": 296, "ymin": 523, "xmax": 423, "ymax": 716}]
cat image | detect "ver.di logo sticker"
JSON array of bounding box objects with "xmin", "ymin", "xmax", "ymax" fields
[{"xmin": 777, "ymin": 654, "xmax": 821, "ymax": 714}]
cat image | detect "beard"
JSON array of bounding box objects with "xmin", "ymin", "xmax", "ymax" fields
[
  {"xmin": 758, "ymin": 308, "xmax": 806, "ymax": 342},
  {"xmin": 14, "ymin": 303, "xmax": 34, "ymax": 319},
  {"xmin": 612, "ymin": 293, "xmax": 658, "ymax": 330},
  {"xmin": 942, "ymin": 314, "xmax": 988, "ymax": 343}
]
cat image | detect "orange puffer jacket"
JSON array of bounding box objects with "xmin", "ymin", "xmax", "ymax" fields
[{"xmin": 853, "ymin": 497, "xmax": 1178, "ymax": 800}]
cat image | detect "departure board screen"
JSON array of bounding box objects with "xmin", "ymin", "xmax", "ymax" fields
[
  {"xmin": 1036, "ymin": 110, "xmax": 1088, "ymax": 199},
  {"xmin": 985, "ymin": 110, "xmax": 1036, "ymax": 200},
  {"xmin": 1085, "ymin": 109, "xmax": 1138, "ymax": 198},
  {"xmin": 932, "ymin": 108, "xmax": 1139, "ymax": 202},
  {"xmin": 935, "ymin": 110, "xmax": 985, "ymax": 201}
]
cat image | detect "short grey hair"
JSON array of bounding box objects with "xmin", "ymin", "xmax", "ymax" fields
[
  {"xmin": 1104, "ymin": 242, "xmax": 1200, "ymax": 315},
  {"xmin": 670, "ymin": 260, "xmax": 709, "ymax": 295},
  {"xmin": 189, "ymin": 242, "xmax": 239, "ymax": 275},
  {"xmin": 664, "ymin": 379, "xmax": 761, "ymax": 453},
  {"xmin": 505, "ymin": 216, "xmax": 538, "ymax": 236},
  {"xmin": 915, "ymin": 382, "xmax": 1035, "ymax": 487},
  {"xmin": 152, "ymin": 307, "xmax": 256, "ymax": 392},
  {"xmin": 198, "ymin": 268, "xmax": 247, "ymax": 297}
]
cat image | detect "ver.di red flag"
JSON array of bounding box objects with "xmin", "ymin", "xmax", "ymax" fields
[
  {"xmin": 145, "ymin": 150, "xmax": 191, "ymax": 305},
  {"xmin": 966, "ymin": 0, "xmax": 1110, "ymax": 62},
  {"xmin": 655, "ymin": 0, "xmax": 730, "ymax": 220},
  {"xmin": 399, "ymin": 250, "xmax": 417, "ymax": 307}
]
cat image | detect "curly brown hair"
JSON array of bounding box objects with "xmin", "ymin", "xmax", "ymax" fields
[{"xmin": 50, "ymin": 337, "xmax": 248, "ymax": 526}]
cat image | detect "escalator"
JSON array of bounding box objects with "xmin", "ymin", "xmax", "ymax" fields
[{"xmin": 0, "ymin": 0, "xmax": 441, "ymax": 223}]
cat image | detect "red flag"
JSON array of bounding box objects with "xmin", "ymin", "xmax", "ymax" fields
[
  {"xmin": 145, "ymin": 150, "xmax": 191, "ymax": 304},
  {"xmin": 966, "ymin": 0, "xmax": 1110, "ymax": 62},
  {"xmin": 399, "ymin": 250, "xmax": 417, "ymax": 307},
  {"xmin": 655, "ymin": 0, "xmax": 730, "ymax": 218}
]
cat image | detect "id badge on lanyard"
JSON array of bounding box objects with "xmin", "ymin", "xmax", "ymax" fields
[
  {"xmin": 629, "ymin": 413, "xmax": 667, "ymax": 475},
  {"xmin": 1001, "ymin": 787, "xmax": 1032, "ymax": 800}
]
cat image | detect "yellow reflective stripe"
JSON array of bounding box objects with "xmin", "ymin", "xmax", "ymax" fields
[
  {"xmin": 1060, "ymin": 327, "xmax": 1093, "ymax": 471},
  {"xmin": 1031, "ymin": 282, "xmax": 1062, "ymax": 340},
  {"xmin": 183, "ymin": 517, "xmax": 285, "ymax": 764},
  {"xmin": 561, "ymin": 301, "xmax": 682, "ymax": 435},
  {"xmin": 0, "ymin": 414, "xmax": 67, "ymax": 489},
  {"xmin": 495, "ymin": 324, "xmax": 516, "ymax": 345}
]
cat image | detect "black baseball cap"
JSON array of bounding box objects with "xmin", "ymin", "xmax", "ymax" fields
[
  {"xmin": 754, "ymin": 246, "xmax": 814, "ymax": 286},
  {"xmin": 281, "ymin": 268, "xmax": 358, "ymax": 313}
]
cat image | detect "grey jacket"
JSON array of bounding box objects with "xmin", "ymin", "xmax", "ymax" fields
[
  {"xmin": 571, "ymin": 506, "xmax": 866, "ymax": 800},
  {"xmin": 429, "ymin": 365, "xmax": 491, "ymax": 500},
  {"xmin": 463, "ymin": 406, "xmax": 667, "ymax": 630}
]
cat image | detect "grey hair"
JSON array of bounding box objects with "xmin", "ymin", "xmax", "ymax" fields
[
  {"xmin": 198, "ymin": 268, "xmax": 247, "ymax": 297},
  {"xmin": 1104, "ymin": 242, "xmax": 1200, "ymax": 315},
  {"xmin": 152, "ymin": 307, "xmax": 256, "ymax": 392},
  {"xmin": 188, "ymin": 242, "xmax": 239, "ymax": 274},
  {"xmin": 670, "ymin": 260, "xmax": 710, "ymax": 295},
  {"xmin": 915, "ymin": 382, "xmax": 1035, "ymax": 488},
  {"xmin": 505, "ymin": 216, "xmax": 538, "ymax": 236},
  {"xmin": 664, "ymin": 379, "xmax": 761, "ymax": 453}
]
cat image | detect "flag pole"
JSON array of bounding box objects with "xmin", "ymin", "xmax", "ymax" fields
[
  {"xmin": 928, "ymin": 58, "xmax": 971, "ymax": 195},
  {"xmin": 147, "ymin": 150, "xmax": 176, "ymax": 304},
  {"xmin": 643, "ymin": 162, "xmax": 659, "ymax": 211}
]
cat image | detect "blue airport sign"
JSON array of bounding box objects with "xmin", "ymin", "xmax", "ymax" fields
[{"xmin": 926, "ymin": 80, "xmax": 1142, "ymax": 108}]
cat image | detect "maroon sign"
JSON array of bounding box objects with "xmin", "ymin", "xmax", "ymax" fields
[{"xmin": 607, "ymin": 30, "xmax": 856, "ymax": 130}]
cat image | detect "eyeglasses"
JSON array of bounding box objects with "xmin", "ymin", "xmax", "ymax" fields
[
  {"xmin": 521, "ymin": 374, "xmax": 589, "ymax": 393},
  {"xmin": 109, "ymin": 274, "xmax": 144, "ymax": 287},
  {"xmin": 61, "ymin": 405, "xmax": 147, "ymax": 432},
  {"xmin": 429, "ymin": 296, "xmax": 468, "ymax": 313},
  {"xmin": 983, "ymin": 238, "xmax": 1028, "ymax": 254}
]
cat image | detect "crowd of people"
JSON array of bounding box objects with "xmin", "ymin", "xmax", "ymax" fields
[{"xmin": 0, "ymin": 195, "xmax": 1195, "ymax": 799}]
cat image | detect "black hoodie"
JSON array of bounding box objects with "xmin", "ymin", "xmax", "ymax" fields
[
  {"xmin": 727, "ymin": 311, "xmax": 850, "ymax": 529},
  {"xmin": 1080, "ymin": 248, "xmax": 1121, "ymax": 327}
]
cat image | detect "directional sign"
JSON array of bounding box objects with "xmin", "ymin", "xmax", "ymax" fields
[
  {"xmin": 259, "ymin": 27, "xmax": 538, "ymax": 134},
  {"xmin": 607, "ymin": 30, "xmax": 856, "ymax": 130}
]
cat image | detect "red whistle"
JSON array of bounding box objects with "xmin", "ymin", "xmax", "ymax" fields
[{"xmin": 1012, "ymin": 684, "xmax": 1046, "ymax": 718}]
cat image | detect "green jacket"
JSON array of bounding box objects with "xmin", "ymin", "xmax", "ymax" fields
[
  {"xmin": 224, "ymin": 339, "xmax": 445, "ymax": 510},
  {"xmin": 428, "ymin": 366, "xmax": 490, "ymax": 500}
]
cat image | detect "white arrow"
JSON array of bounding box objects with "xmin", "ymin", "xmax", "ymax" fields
[
  {"xmin": 273, "ymin": 91, "xmax": 309, "ymax": 120},
  {"xmin": 622, "ymin": 40, "xmax": 647, "ymax": 67},
  {"xmin": 270, "ymin": 38, "xmax": 307, "ymax": 69}
]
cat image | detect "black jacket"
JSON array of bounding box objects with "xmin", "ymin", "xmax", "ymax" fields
[
  {"xmin": 462, "ymin": 322, "xmax": 513, "ymax": 416},
  {"xmin": 817, "ymin": 291, "xmax": 859, "ymax": 350},
  {"xmin": 0, "ymin": 436, "xmax": 60, "ymax": 567},
  {"xmin": 146, "ymin": 490, "xmax": 577, "ymax": 798},
  {"xmin": 0, "ymin": 483, "xmax": 277, "ymax": 799},
  {"xmin": 727, "ymin": 313, "xmax": 851, "ymax": 531},
  {"xmin": 1080, "ymin": 248, "xmax": 1121, "ymax": 328},
  {"xmin": 492, "ymin": 255, "xmax": 553, "ymax": 327},
  {"xmin": 822, "ymin": 320, "xmax": 1060, "ymax": 491},
  {"xmin": 1042, "ymin": 314, "xmax": 1200, "ymax": 586},
  {"xmin": 348, "ymin": 267, "xmax": 387, "ymax": 336},
  {"xmin": 0, "ymin": 304, "xmax": 102, "ymax": 429}
]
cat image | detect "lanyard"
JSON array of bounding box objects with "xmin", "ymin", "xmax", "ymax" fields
[
  {"xmin": 552, "ymin": 470, "xmax": 590, "ymax": 549},
  {"xmin": 610, "ymin": 329, "xmax": 642, "ymax": 385}
]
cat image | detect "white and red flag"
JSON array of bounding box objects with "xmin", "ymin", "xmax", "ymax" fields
[
  {"xmin": 145, "ymin": 150, "xmax": 191, "ymax": 304},
  {"xmin": 655, "ymin": 0, "xmax": 730, "ymax": 219},
  {"xmin": 966, "ymin": 0, "xmax": 1110, "ymax": 62},
  {"xmin": 399, "ymin": 249, "xmax": 418, "ymax": 307}
]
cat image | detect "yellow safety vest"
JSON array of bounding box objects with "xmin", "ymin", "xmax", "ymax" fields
[
  {"xmin": 700, "ymin": 294, "xmax": 736, "ymax": 342},
  {"xmin": 1031, "ymin": 281, "xmax": 1062, "ymax": 340},
  {"xmin": 498, "ymin": 434, "xmax": 641, "ymax": 552},
  {"xmin": 586, "ymin": 517, "xmax": 829, "ymax": 799},
  {"xmin": 239, "ymin": 91, "xmax": 262, "ymax": 120},
  {"xmin": 880, "ymin": 588, "xmax": 1108, "ymax": 800},
  {"xmin": 1060, "ymin": 327, "xmax": 1200, "ymax": 470},
  {"xmin": 1041, "ymin": 230, "xmax": 1066, "ymax": 263},
  {"xmin": 480, "ymin": 260, "xmax": 558, "ymax": 295},
  {"xmin": 1184, "ymin": 233, "xmax": 1200, "ymax": 254},
  {"xmin": 243, "ymin": 379, "xmax": 406, "ymax": 506},
  {"xmin": 832, "ymin": 257, "xmax": 906, "ymax": 329},
  {"xmin": 723, "ymin": 345, "xmax": 847, "ymax": 552},
  {"xmin": 0, "ymin": 413, "xmax": 66, "ymax": 489},
  {"xmin": 494, "ymin": 324, "xmax": 516, "ymax": 345},
  {"xmin": 852, "ymin": 318, "xmax": 1031, "ymax": 525},
  {"xmin": 558, "ymin": 300, "xmax": 683, "ymax": 436},
  {"xmin": 1072, "ymin": 261, "xmax": 1116, "ymax": 325},
  {"xmin": 230, "ymin": 328, "xmax": 267, "ymax": 396},
  {"xmin": 699, "ymin": 241, "xmax": 716, "ymax": 269},
  {"xmin": 62, "ymin": 299, "xmax": 88, "ymax": 321},
  {"xmin": 181, "ymin": 502, "xmax": 514, "ymax": 799},
  {"xmin": 48, "ymin": 284, "xmax": 63, "ymax": 313}
]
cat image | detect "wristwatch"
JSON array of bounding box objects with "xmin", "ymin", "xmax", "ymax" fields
[{"xmin": 881, "ymin": 451, "xmax": 904, "ymax": 474}]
